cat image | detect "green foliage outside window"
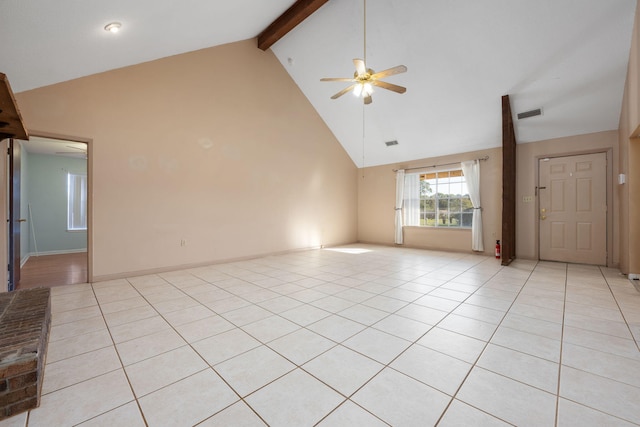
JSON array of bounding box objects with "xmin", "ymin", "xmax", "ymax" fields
[{"xmin": 419, "ymin": 170, "xmax": 472, "ymax": 228}]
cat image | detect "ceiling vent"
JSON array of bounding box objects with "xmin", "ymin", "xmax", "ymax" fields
[
  {"xmin": 385, "ymin": 140, "xmax": 398, "ymax": 146},
  {"xmin": 517, "ymin": 108, "xmax": 542, "ymax": 120}
]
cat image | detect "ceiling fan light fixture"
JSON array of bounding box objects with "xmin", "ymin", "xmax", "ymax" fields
[
  {"xmin": 353, "ymin": 82, "xmax": 373, "ymax": 98},
  {"xmin": 104, "ymin": 22, "xmax": 122, "ymax": 33},
  {"xmin": 363, "ymin": 82, "xmax": 373, "ymax": 97},
  {"xmin": 320, "ymin": 0, "xmax": 407, "ymax": 104}
]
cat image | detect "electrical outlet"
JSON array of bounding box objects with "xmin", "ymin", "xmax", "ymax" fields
[
  {"xmin": 523, "ymin": 196, "xmax": 534, "ymax": 203},
  {"xmin": 180, "ymin": 239, "xmax": 187, "ymax": 247}
]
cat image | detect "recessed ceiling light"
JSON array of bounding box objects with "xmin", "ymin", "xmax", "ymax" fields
[{"xmin": 104, "ymin": 22, "xmax": 122, "ymax": 33}]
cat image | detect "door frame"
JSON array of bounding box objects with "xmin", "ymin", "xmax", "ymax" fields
[
  {"xmin": 2, "ymin": 132, "xmax": 93, "ymax": 291},
  {"xmin": 535, "ymin": 148, "xmax": 613, "ymax": 266}
]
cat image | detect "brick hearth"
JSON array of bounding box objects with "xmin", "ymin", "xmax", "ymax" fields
[{"xmin": 0, "ymin": 288, "xmax": 51, "ymax": 419}]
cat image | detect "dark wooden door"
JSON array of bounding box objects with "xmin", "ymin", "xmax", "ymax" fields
[{"xmin": 8, "ymin": 139, "xmax": 22, "ymax": 291}]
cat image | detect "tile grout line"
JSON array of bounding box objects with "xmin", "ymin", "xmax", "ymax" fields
[
  {"xmin": 310, "ymin": 254, "xmax": 501, "ymax": 426},
  {"xmin": 125, "ymin": 275, "xmax": 266, "ymax": 425},
  {"xmin": 35, "ymin": 249, "xmax": 639, "ymax": 426},
  {"xmin": 235, "ymin": 252, "xmax": 499, "ymax": 425},
  {"xmin": 146, "ymin": 269, "xmax": 377, "ymax": 426},
  {"xmin": 555, "ymin": 266, "xmax": 640, "ymax": 425},
  {"xmin": 97, "ymin": 278, "xmax": 151, "ymax": 427},
  {"xmin": 285, "ymin": 255, "xmax": 514, "ymax": 426},
  {"xmin": 553, "ymin": 263, "xmax": 569, "ymax": 427},
  {"xmin": 124, "ymin": 270, "xmax": 338, "ymax": 408},
  {"xmin": 29, "ymin": 285, "xmax": 147, "ymax": 425},
  {"xmin": 42, "ymin": 280, "xmax": 153, "ymax": 427},
  {"xmin": 43, "ymin": 254, "xmax": 488, "ymax": 413},
  {"xmin": 107, "ymin": 273, "xmax": 276, "ymax": 426},
  {"xmin": 33, "ymin": 254, "xmax": 568, "ymax": 424},
  {"xmin": 598, "ymin": 266, "xmax": 640, "ymax": 353},
  {"xmin": 210, "ymin": 254, "xmax": 640, "ymax": 424},
  {"xmin": 433, "ymin": 259, "xmax": 540, "ymax": 426},
  {"xmin": 94, "ymin": 276, "xmax": 237, "ymax": 422}
]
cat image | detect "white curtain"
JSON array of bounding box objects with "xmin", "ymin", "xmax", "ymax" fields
[
  {"xmin": 403, "ymin": 173, "xmax": 420, "ymax": 226},
  {"xmin": 394, "ymin": 170, "xmax": 405, "ymax": 244},
  {"xmin": 461, "ymin": 160, "xmax": 484, "ymax": 251}
]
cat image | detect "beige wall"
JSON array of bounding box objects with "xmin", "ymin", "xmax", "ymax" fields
[
  {"xmin": 8, "ymin": 10, "xmax": 639, "ymax": 280},
  {"xmin": 359, "ymin": 129, "xmax": 620, "ymax": 265},
  {"xmin": 618, "ymin": 0, "xmax": 640, "ymax": 275},
  {"xmin": 516, "ymin": 131, "xmax": 619, "ymax": 265},
  {"xmin": 358, "ymin": 147, "xmax": 502, "ymax": 255},
  {"xmin": 15, "ymin": 39, "xmax": 358, "ymax": 281}
]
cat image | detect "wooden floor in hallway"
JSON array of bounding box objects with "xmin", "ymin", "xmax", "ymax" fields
[{"xmin": 18, "ymin": 252, "xmax": 88, "ymax": 289}]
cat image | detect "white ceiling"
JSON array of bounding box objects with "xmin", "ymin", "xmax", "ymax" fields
[
  {"xmin": 1, "ymin": 0, "xmax": 636, "ymax": 166},
  {"xmin": 21, "ymin": 137, "xmax": 86, "ymax": 158}
]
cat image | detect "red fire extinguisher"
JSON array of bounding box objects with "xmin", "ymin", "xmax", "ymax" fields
[{"xmin": 495, "ymin": 240, "xmax": 501, "ymax": 259}]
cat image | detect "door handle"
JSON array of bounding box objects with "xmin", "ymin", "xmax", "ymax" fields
[
  {"xmin": 16, "ymin": 219, "xmax": 26, "ymax": 222},
  {"xmin": 540, "ymin": 208, "xmax": 546, "ymax": 220},
  {"xmin": 540, "ymin": 215, "xmax": 547, "ymax": 220}
]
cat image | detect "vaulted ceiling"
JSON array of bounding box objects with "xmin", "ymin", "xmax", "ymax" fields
[{"xmin": 0, "ymin": 0, "xmax": 636, "ymax": 166}]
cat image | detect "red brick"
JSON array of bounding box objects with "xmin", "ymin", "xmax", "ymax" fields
[
  {"xmin": 0, "ymin": 359, "xmax": 37, "ymax": 378},
  {"xmin": 8, "ymin": 371, "xmax": 37, "ymax": 389},
  {"xmin": 1, "ymin": 396, "xmax": 37, "ymax": 420},
  {"xmin": 0, "ymin": 387, "xmax": 27, "ymax": 406},
  {"xmin": 0, "ymin": 288, "xmax": 50, "ymax": 421}
]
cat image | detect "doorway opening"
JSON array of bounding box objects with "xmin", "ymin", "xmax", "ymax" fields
[{"xmin": 11, "ymin": 136, "xmax": 89, "ymax": 289}]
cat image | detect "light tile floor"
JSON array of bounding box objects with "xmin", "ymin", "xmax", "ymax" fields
[{"xmin": 4, "ymin": 245, "xmax": 640, "ymax": 426}]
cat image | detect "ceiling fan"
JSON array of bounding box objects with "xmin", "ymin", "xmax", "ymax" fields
[
  {"xmin": 320, "ymin": 0, "xmax": 407, "ymax": 105},
  {"xmin": 55, "ymin": 144, "xmax": 87, "ymax": 158}
]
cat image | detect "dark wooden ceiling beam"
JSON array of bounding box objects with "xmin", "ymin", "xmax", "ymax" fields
[
  {"xmin": 501, "ymin": 94, "xmax": 516, "ymax": 266},
  {"xmin": 258, "ymin": 0, "xmax": 329, "ymax": 51},
  {"xmin": 0, "ymin": 73, "xmax": 28, "ymax": 141}
]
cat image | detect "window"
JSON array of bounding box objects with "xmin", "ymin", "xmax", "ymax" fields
[
  {"xmin": 404, "ymin": 169, "xmax": 473, "ymax": 227},
  {"xmin": 67, "ymin": 173, "xmax": 87, "ymax": 231}
]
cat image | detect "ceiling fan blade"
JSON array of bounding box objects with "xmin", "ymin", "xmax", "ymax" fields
[
  {"xmin": 371, "ymin": 80, "xmax": 407, "ymax": 94},
  {"xmin": 55, "ymin": 152, "xmax": 85, "ymax": 156},
  {"xmin": 364, "ymin": 95, "xmax": 373, "ymax": 105},
  {"xmin": 331, "ymin": 84, "xmax": 357, "ymax": 99},
  {"xmin": 371, "ymin": 65, "xmax": 407, "ymax": 79},
  {"xmin": 353, "ymin": 58, "xmax": 367, "ymax": 76},
  {"xmin": 66, "ymin": 145, "xmax": 87, "ymax": 152},
  {"xmin": 320, "ymin": 77, "xmax": 356, "ymax": 82}
]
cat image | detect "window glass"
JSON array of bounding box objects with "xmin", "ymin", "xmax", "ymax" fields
[
  {"xmin": 67, "ymin": 173, "xmax": 87, "ymax": 231},
  {"xmin": 414, "ymin": 169, "xmax": 471, "ymax": 228}
]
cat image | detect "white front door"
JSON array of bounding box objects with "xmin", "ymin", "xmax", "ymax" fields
[{"xmin": 539, "ymin": 152, "xmax": 607, "ymax": 265}]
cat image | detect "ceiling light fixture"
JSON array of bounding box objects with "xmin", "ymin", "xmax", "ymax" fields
[
  {"xmin": 320, "ymin": 0, "xmax": 407, "ymax": 105},
  {"xmin": 104, "ymin": 22, "xmax": 122, "ymax": 33},
  {"xmin": 353, "ymin": 82, "xmax": 373, "ymax": 98}
]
